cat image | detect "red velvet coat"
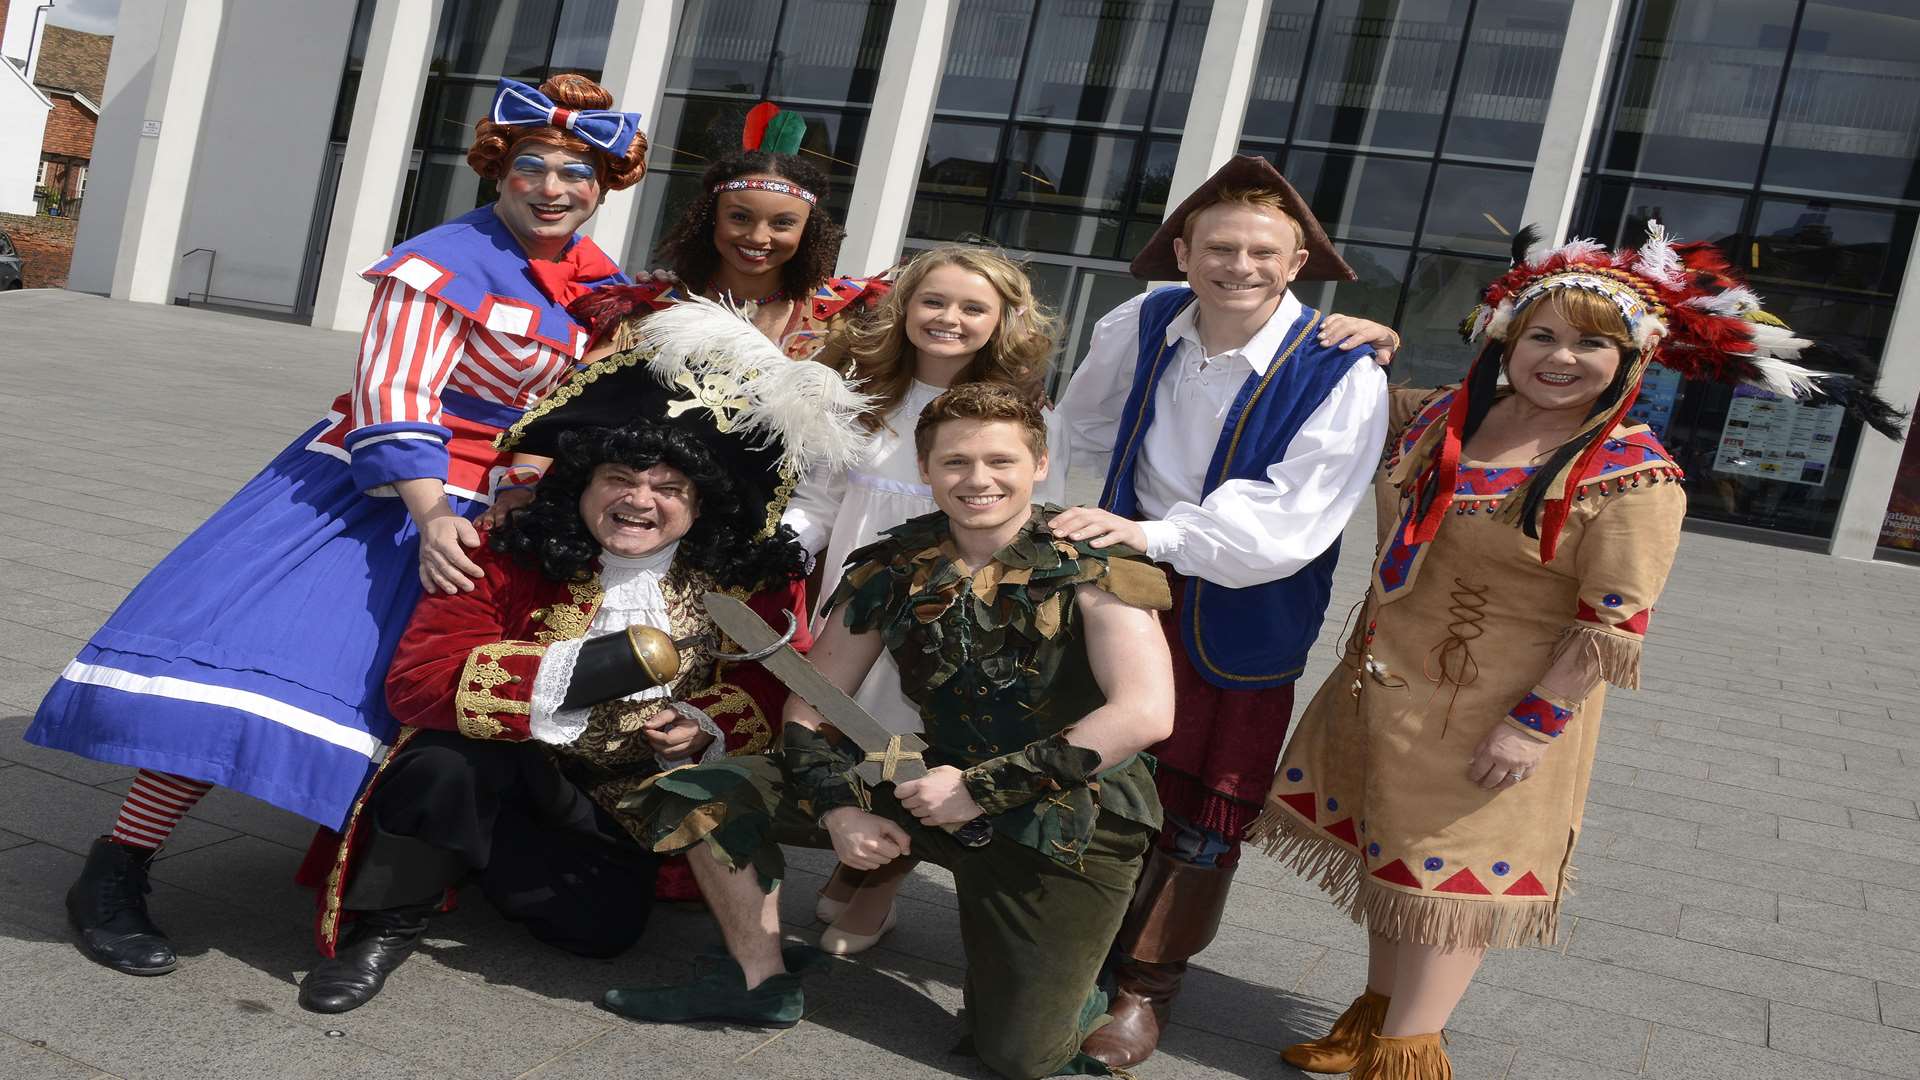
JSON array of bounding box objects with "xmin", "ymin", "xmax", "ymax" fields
[{"xmin": 301, "ymin": 541, "xmax": 807, "ymax": 954}]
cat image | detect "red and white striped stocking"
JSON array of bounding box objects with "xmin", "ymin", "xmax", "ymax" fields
[{"xmin": 109, "ymin": 769, "xmax": 213, "ymax": 850}]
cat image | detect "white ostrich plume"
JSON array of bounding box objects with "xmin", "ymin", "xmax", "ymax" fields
[{"xmin": 632, "ymin": 295, "xmax": 874, "ymax": 475}]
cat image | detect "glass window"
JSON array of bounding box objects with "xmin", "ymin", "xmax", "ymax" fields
[
  {"xmin": 907, "ymin": 199, "xmax": 990, "ymax": 242},
  {"xmin": 548, "ymin": 0, "xmax": 618, "ymax": 77},
  {"xmin": 407, "ymin": 155, "xmax": 493, "ymax": 242},
  {"xmin": 1131, "ymin": 139, "xmax": 1183, "ymax": 221},
  {"xmin": 667, "ymin": 0, "xmax": 779, "ymax": 93},
  {"xmin": 434, "ymin": 0, "xmax": 560, "ymax": 79},
  {"xmin": 1243, "ymin": 0, "xmax": 1323, "ymax": 142},
  {"xmin": 1420, "ymin": 163, "xmax": 1531, "ymax": 255},
  {"xmin": 768, "ymin": 1, "xmax": 896, "ymax": 104},
  {"xmin": 1578, "ymin": 178, "xmax": 1748, "ymax": 253},
  {"xmin": 1000, "ymin": 128, "xmax": 1140, "ymax": 214},
  {"xmin": 1442, "ymin": 0, "xmax": 1572, "ymax": 163},
  {"xmin": 1763, "ymin": 0, "xmax": 1920, "ymax": 201},
  {"xmin": 1751, "ymin": 197, "xmax": 1916, "ymax": 299},
  {"xmin": 1149, "ymin": 1, "xmax": 1219, "ymax": 132},
  {"xmin": 1016, "ymin": 0, "xmax": 1176, "ymax": 127},
  {"xmin": 329, "ymin": 0, "xmax": 378, "ymax": 143},
  {"xmin": 921, "ymin": 121, "xmax": 1005, "ymax": 200},
  {"xmin": 417, "ymin": 79, "xmax": 497, "ymax": 153},
  {"xmin": 937, "ymin": 0, "xmax": 1039, "ymax": 117},
  {"xmin": 1599, "ymin": 0, "xmax": 1798, "ymax": 185},
  {"xmin": 1659, "ymin": 380, "xmax": 1863, "ymax": 539},
  {"xmin": 1321, "ymin": 243, "xmax": 1409, "ymax": 328},
  {"xmin": 1056, "ymin": 270, "xmax": 1149, "ymax": 390},
  {"xmin": 1397, "ymin": 250, "xmax": 1505, "ymax": 387},
  {"xmin": 991, "ymin": 208, "xmax": 1126, "ymax": 259},
  {"xmin": 1283, "ymin": 149, "xmax": 1429, "ymax": 247},
  {"xmin": 1291, "ymin": 0, "xmax": 1471, "ymax": 155}
]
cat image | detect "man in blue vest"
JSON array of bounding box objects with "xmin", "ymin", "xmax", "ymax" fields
[{"xmin": 1053, "ymin": 154, "xmax": 1394, "ymax": 1068}]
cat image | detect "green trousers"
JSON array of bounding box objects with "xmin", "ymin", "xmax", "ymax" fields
[{"xmin": 621, "ymin": 758, "xmax": 1154, "ymax": 1079}]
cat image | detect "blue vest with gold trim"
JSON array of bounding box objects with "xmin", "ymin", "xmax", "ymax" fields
[{"xmin": 1098, "ymin": 286, "xmax": 1367, "ymax": 689}]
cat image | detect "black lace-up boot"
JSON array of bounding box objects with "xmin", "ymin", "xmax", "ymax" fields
[{"xmin": 66, "ymin": 837, "xmax": 178, "ymax": 976}]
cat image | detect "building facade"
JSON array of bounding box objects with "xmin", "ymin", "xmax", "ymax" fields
[{"xmin": 64, "ymin": 0, "xmax": 1920, "ymax": 562}]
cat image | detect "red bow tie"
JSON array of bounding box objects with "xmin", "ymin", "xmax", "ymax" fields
[{"xmin": 527, "ymin": 237, "xmax": 621, "ymax": 307}]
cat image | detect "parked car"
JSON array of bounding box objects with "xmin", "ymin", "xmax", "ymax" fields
[{"xmin": 0, "ymin": 226, "xmax": 23, "ymax": 289}]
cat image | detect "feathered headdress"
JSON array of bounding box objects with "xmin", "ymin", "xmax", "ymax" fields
[
  {"xmin": 1405, "ymin": 222, "xmax": 1906, "ymax": 562},
  {"xmin": 498, "ymin": 296, "xmax": 872, "ymax": 538}
]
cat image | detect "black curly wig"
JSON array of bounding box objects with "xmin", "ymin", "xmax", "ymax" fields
[
  {"xmin": 488, "ymin": 423, "xmax": 808, "ymax": 592},
  {"xmin": 656, "ymin": 149, "xmax": 844, "ymax": 300}
]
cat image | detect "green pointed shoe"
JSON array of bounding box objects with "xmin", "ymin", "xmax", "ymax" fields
[{"xmin": 601, "ymin": 966, "xmax": 805, "ymax": 1028}]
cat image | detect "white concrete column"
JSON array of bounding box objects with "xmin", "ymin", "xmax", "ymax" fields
[
  {"xmin": 1518, "ymin": 0, "xmax": 1625, "ymax": 243},
  {"xmin": 835, "ymin": 0, "xmax": 960, "ymax": 277},
  {"xmin": 67, "ymin": 2, "xmax": 165, "ymax": 295},
  {"xmin": 1830, "ymin": 214, "xmax": 1920, "ymax": 560},
  {"xmin": 310, "ymin": 0, "xmax": 443, "ymax": 333},
  {"xmin": 585, "ymin": 0, "xmax": 684, "ymax": 265},
  {"xmin": 1163, "ymin": 0, "xmax": 1273, "ymax": 219},
  {"xmin": 107, "ymin": 0, "xmax": 223, "ymax": 304}
]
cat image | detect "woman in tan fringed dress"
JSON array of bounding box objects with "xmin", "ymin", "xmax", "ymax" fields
[{"xmin": 1251, "ymin": 223, "xmax": 1906, "ymax": 1079}]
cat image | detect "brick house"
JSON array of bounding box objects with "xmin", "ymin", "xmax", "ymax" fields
[{"xmin": 30, "ymin": 23, "xmax": 108, "ymax": 217}]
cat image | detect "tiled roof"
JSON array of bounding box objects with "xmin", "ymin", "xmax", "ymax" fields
[{"xmin": 34, "ymin": 25, "xmax": 110, "ymax": 102}]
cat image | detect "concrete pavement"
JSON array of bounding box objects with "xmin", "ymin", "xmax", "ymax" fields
[{"xmin": 2, "ymin": 288, "xmax": 1918, "ymax": 1079}]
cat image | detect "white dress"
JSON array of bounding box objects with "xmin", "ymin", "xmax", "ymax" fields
[{"xmin": 782, "ymin": 379, "xmax": 1072, "ymax": 730}]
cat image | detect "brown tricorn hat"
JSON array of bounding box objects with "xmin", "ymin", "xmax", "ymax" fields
[{"xmin": 1129, "ymin": 154, "xmax": 1354, "ymax": 282}]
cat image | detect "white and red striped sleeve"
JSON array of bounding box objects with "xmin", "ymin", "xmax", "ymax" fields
[{"xmin": 342, "ymin": 277, "xmax": 474, "ymax": 491}]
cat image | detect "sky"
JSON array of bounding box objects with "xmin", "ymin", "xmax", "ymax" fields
[{"xmin": 47, "ymin": 0, "xmax": 120, "ymax": 36}]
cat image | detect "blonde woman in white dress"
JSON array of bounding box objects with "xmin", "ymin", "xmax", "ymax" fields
[{"xmin": 782, "ymin": 244, "xmax": 1069, "ymax": 953}]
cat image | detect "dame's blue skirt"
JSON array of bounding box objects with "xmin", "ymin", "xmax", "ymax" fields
[{"xmin": 27, "ymin": 421, "xmax": 484, "ymax": 830}]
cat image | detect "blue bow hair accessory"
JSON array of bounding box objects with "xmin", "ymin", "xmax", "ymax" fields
[{"xmin": 489, "ymin": 78, "xmax": 642, "ymax": 158}]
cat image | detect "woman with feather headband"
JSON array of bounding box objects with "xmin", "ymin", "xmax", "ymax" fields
[{"xmin": 1246, "ymin": 224, "xmax": 1905, "ymax": 1080}]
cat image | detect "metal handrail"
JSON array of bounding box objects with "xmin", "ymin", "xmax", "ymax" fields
[{"xmin": 181, "ymin": 247, "xmax": 215, "ymax": 305}]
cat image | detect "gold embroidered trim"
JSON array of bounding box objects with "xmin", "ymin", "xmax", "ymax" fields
[
  {"xmin": 698, "ymin": 682, "xmax": 769, "ymax": 754},
  {"xmin": 320, "ymin": 726, "xmax": 421, "ymax": 952},
  {"xmin": 759, "ymin": 460, "xmax": 799, "ymax": 541},
  {"xmin": 495, "ymin": 348, "xmax": 647, "ymax": 453},
  {"xmin": 532, "ymin": 580, "xmax": 603, "ymax": 644},
  {"xmin": 454, "ymin": 641, "xmax": 545, "ymax": 740}
]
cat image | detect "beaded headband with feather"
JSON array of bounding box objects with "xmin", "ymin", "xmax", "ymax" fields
[{"xmin": 1403, "ymin": 222, "xmax": 1907, "ymax": 563}]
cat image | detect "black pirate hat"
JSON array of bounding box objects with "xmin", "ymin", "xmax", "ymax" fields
[{"xmin": 496, "ymin": 297, "xmax": 872, "ymax": 537}]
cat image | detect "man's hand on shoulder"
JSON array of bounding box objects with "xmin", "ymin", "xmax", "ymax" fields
[
  {"xmin": 1318, "ymin": 314, "xmax": 1399, "ymax": 367},
  {"xmin": 820, "ymin": 807, "xmax": 912, "ymax": 870},
  {"xmin": 1048, "ymin": 506, "xmax": 1147, "ymax": 552}
]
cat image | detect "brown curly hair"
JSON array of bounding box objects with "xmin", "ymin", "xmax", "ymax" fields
[
  {"xmin": 655, "ymin": 150, "xmax": 843, "ymax": 298},
  {"xmin": 913, "ymin": 382, "xmax": 1049, "ymax": 462},
  {"xmin": 818, "ymin": 244, "xmax": 1060, "ymax": 433},
  {"xmin": 467, "ymin": 74, "xmax": 648, "ymax": 192}
]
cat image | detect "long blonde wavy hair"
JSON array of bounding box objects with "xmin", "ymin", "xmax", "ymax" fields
[{"xmin": 816, "ymin": 244, "xmax": 1061, "ymax": 432}]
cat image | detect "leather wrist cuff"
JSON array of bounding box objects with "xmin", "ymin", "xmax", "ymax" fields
[
  {"xmin": 780, "ymin": 724, "xmax": 867, "ymax": 822},
  {"xmin": 960, "ymin": 732, "xmax": 1104, "ymax": 817},
  {"xmin": 558, "ymin": 626, "xmax": 677, "ymax": 709},
  {"xmin": 1506, "ymin": 687, "xmax": 1579, "ymax": 740}
]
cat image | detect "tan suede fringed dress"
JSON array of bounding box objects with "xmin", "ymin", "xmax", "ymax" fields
[{"xmin": 1249, "ymin": 386, "xmax": 1686, "ymax": 950}]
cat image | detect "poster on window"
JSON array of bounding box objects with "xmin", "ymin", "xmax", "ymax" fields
[
  {"xmin": 1711, "ymin": 386, "xmax": 1843, "ymax": 486},
  {"xmin": 1627, "ymin": 366, "xmax": 1682, "ymax": 440},
  {"xmin": 1877, "ymin": 396, "xmax": 1920, "ymax": 551}
]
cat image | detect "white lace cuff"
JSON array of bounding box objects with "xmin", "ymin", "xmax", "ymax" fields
[
  {"xmin": 529, "ymin": 637, "xmax": 590, "ymax": 746},
  {"xmin": 653, "ymin": 701, "xmax": 728, "ymax": 771}
]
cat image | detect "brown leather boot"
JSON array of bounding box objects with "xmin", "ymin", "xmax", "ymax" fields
[
  {"xmin": 1079, "ymin": 849, "xmax": 1236, "ymax": 1069},
  {"xmin": 1281, "ymin": 989, "xmax": 1390, "ymax": 1073},
  {"xmin": 1350, "ymin": 1032, "xmax": 1453, "ymax": 1080}
]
